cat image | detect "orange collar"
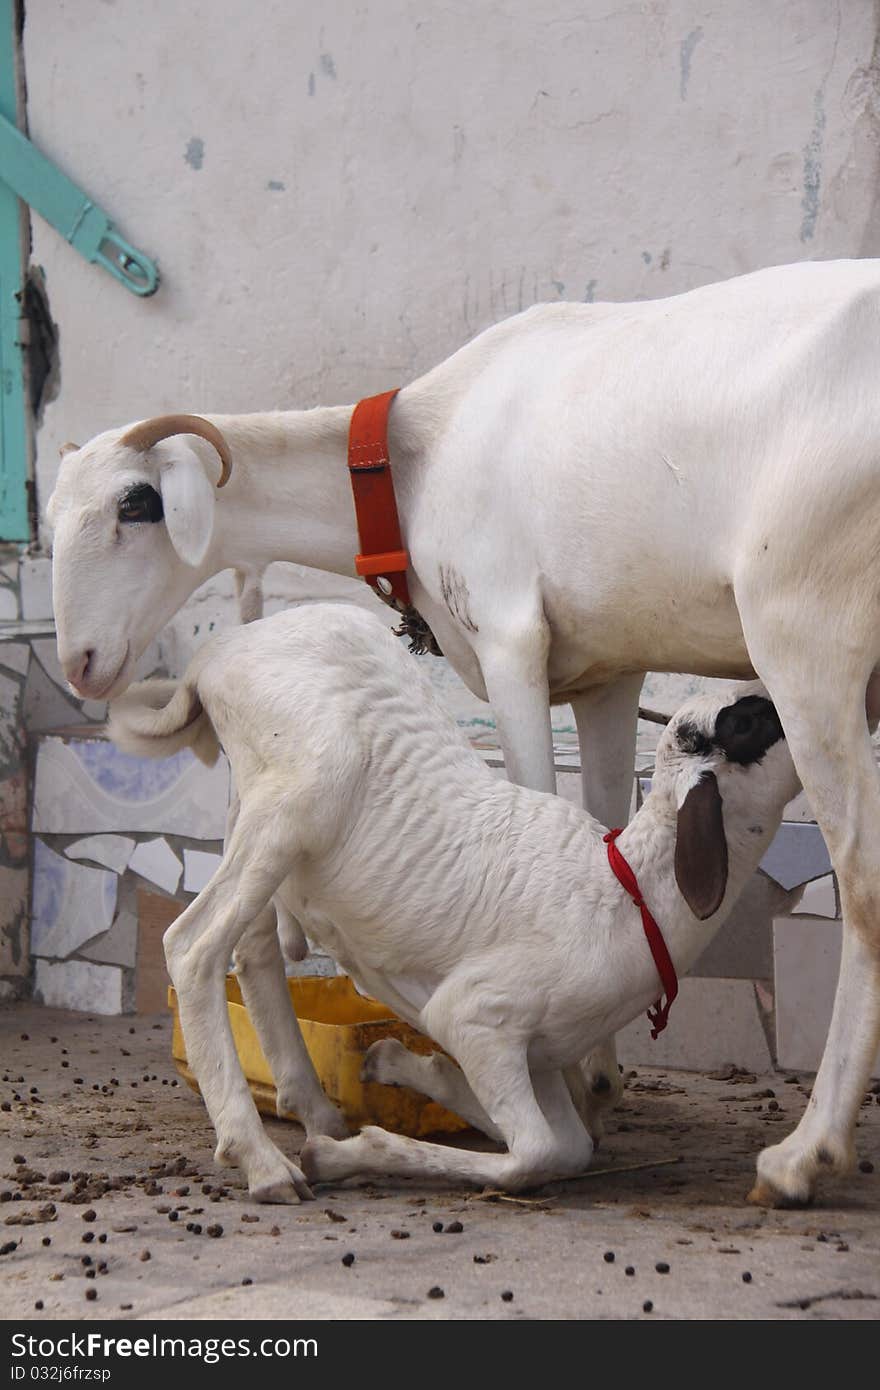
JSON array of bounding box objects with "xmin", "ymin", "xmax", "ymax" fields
[{"xmin": 347, "ymin": 389, "xmax": 410, "ymax": 607}]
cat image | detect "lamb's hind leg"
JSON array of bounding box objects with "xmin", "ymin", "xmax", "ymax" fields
[
  {"xmin": 305, "ymin": 1025, "xmax": 593, "ymax": 1191},
  {"xmin": 738, "ymin": 593, "xmax": 880, "ymax": 1205},
  {"xmin": 361, "ymin": 1038, "xmax": 503, "ymax": 1140},
  {"xmin": 233, "ymin": 907, "xmax": 348, "ymax": 1139},
  {"xmin": 165, "ymin": 798, "xmax": 314, "ymax": 1203}
]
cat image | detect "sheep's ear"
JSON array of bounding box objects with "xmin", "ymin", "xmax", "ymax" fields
[
  {"xmin": 674, "ymin": 771, "xmax": 728, "ymax": 920},
  {"xmin": 159, "ymin": 443, "xmax": 216, "ymax": 567},
  {"xmin": 59, "ymin": 441, "xmax": 80, "ymax": 457}
]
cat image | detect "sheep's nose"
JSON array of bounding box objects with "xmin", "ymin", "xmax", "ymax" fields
[{"xmin": 63, "ymin": 649, "xmax": 94, "ymax": 694}]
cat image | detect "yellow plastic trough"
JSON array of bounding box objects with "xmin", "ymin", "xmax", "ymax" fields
[{"xmin": 169, "ymin": 974, "xmax": 468, "ymax": 1138}]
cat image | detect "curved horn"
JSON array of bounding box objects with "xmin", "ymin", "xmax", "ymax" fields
[{"xmin": 120, "ymin": 413, "xmax": 232, "ymax": 488}]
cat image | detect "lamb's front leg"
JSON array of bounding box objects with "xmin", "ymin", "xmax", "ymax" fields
[
  {"xmin": 165, "ymin": 815, "xmax": 314, "ymax": 1203},
  {"xmin": 223, "ymin": 781, "xmax": 345, "ymax": 1141},
  {"xmin": 305, "ymin": 1030, "xmax": 593, "ymax": 1192},
  {"xmin": 233, "ymin": 906, "xmax": 348, "ymax": 1139}
]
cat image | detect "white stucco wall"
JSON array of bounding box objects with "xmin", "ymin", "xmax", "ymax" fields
[{"xmin": 21, "ymin": 0, "xmax": 880, "ymax": 738}]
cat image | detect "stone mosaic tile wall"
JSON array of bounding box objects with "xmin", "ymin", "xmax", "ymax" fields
[
  {"xmin": 28, "ymin": 731, "xmax": 339, "ymax": 1016},
  {"xmin": 28, "ymin": 732, "xmax": 224, "ymax": 1014},
  {"xmin": 0, "ymin": 638, "xmax": 31, "ymax": 997}
]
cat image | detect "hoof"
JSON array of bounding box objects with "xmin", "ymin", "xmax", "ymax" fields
[
  {"xmin": 300, "ymin": 1136, "xmax": 334, "ymax": 1184},
  {"xmin": 250, "ymin": 1174, "xmax": 314, "ymax": 1205},
  {"xmin": 245, "ymin": 1149, "xmax": 315, "ymax": 1204},
  {"xmin": 301, "ymin": 1134, "xmax": 364, "ymax": 1186},
  {"xmin": 747, "ymin": 1179, "xmax": 813, "ymax": 1210},
  {"xmin": 361, "ymin": 1037, "xmax": 408, "ymax": 1086},
  {"xmin": 749, "ymin": 1134, "xmax": 846, "ymax": 1209}
]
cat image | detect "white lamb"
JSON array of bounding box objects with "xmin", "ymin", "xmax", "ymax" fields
[{"xmin": 109, "ymin": 603, "xmax": 800, "ymax": 1199}]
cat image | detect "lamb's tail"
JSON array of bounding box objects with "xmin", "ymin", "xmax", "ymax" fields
[{"xmin": 107, "ymin": 675, "xmax": 220, "ymax": 766}]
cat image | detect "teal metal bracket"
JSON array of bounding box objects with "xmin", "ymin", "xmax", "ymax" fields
[
  {"xmin": 0, "ymin": 0, "xmax": 29, "ymax": 540},
  {"xmin": 0, "ymin": 113, "xmax": 159, "ymax": 296}
]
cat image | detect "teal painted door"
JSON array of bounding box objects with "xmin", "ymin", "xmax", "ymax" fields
[{"xmin": 0, "ymin": 0, "xmax": 28, "ymax": 542}]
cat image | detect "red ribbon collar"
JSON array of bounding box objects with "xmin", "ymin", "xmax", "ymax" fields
[
  {"xmin": 603, "ymin": 829, "xmax": 678, "ymax": 1039},
  {"xmin": 347, "ymin": 389, "xmax": 410, "ymax": 607}
]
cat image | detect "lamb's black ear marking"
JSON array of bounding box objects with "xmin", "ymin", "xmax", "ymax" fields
[
  {"xmin": 674, "ymin": 771, "xmax": 728, "ymax": 920},
  {"xmin": 714, "ymin": 695, "xmax": 784, "ymax": 766}
]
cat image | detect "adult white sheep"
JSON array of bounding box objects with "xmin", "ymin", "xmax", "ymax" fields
[
  {"xmin": 109, "ymin": 604, "xmax": 802, "ymax": 1196},
  {"xmin": 48, "ymin": 257, "xmax": 880, "ymax": 1205}
]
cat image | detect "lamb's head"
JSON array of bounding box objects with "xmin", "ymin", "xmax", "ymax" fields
[
  {"xmin": 47, "ymin": 415, "xmax": 232, "ymax": 700},
  {"xmin": 651, "ymin": 683, "xmax": 800, "ymax": 921}
]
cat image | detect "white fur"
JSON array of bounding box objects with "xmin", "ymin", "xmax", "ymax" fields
[
  {"xmin": 51, "ymin": 258, "xmax": 880, "ymax": 1203},
  {"xmin": 109, "ymin": 605, "xmax": 800, "ymax": 1197},
  {"xmin": 160, "ymin": 442, "xmax": 217, "ymax": 568}
]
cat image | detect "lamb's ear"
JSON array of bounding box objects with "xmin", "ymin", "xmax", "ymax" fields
[
  {"xmin": 674, "ymin": 771, "xmax": 728, "ymax": 920},
  {"xmin": 159, "ymin": 443, "xmax": 216, "ymax": 567}
]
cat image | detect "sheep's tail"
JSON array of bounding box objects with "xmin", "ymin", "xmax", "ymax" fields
[{"xmin": 107, "ymin": 675, "xmax": 220, "ymax": 767}]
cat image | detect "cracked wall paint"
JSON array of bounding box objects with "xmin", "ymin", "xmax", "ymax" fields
[
  {"xmin": 184, "ymin": 136, "xmax": 204, "ymax": 170},
  {"xmin": 800, "ymin": 86, "xmax": 827, "ymax": 242},
  {"xmin": 679, "ymin": 25, "xmax": 703, "ymax": 100}
]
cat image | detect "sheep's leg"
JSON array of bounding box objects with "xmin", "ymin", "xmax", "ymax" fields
[
  {"xmin": 361, "ymin": 1038, "xmax": 503, "ymax": 1140},
  {"xmin": 273, "ymin": 897, "xmax": 308, "ymax": 964},
  {"xmin": 737, "ymin": 598, "xmax": 880, "ymax": 1205},
  {"xmin": 570, "ymin": 676, "xmax": 644, "ymax": 830},
  {"xmin": 165, "ymin": 806, "xmax": 314, "ymax": 1204},
  {"xmin": 569, "ymin": 677, "xmax": 645, "ymax": 1129},
  {"xmin": 233, "ymin": 907, "xmax": 348, "ymax": 1139},
  {"xmin": 234, "ymin": 565, "xmax": 264, "ymax": 625},
  {"xmin": 304, "ymin": 1026, "xmax": 593, "ymax": 1191},
  {"xmin": 478, "ymin": 621, "xmax": 556, "ymax": 793}
]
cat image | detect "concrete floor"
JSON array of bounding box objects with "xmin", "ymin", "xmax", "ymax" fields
[{"xmin": 0, "ymin": 1002, "xmax": 878, "ymax": 1321}]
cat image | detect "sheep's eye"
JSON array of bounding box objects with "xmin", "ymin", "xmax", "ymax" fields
[{"xmin": 118, "ymin": 486, "xmax": 163, "ymax": 523}]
